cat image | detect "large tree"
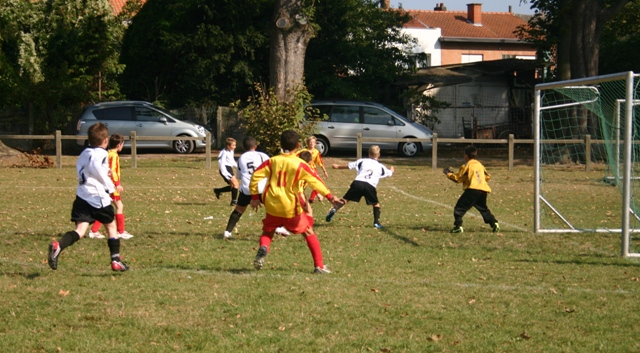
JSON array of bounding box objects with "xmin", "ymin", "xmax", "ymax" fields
[
  {"xmin": 119, "ymin": 0, "xmax": 272, "ymax": 107},
  {"xmin": 521, "ymin": 0, "xmax": 632, "ymax": 79}
]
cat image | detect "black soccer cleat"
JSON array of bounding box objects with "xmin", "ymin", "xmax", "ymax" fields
[{"xmin": 48, "ymin": 241, "xmax": 61, "ymax": 270}]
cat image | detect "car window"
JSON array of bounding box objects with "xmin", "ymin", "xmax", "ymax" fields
[
  {"xmin": 93, "ymin": 107, "xmax": 133, "ymax": 121},
  {"xmin": 135, "ymin": 107, "xmax": 168, "ymax": 122},
  {"xmin": 363, "ymin": 107, "xmax": 393, "ymax": 125},
  {"xmin": 331, "ymin": 105, "xmax": 360, "ymax": 123}
]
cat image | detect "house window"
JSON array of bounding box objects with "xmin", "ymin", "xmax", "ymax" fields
[
  {"xmin": 461, "ymin": 54, "xmax": 483, "ymax": 63},
  {"xmin": 405, "ymin": 53, "xmax": 431, "ymax": 70},
  {"xmin": 502, "ymin": 54, "xmax": 516, "ymax": 59}
]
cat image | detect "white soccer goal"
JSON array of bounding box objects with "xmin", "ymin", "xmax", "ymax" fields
[{"xmin": 533, "ymin": 71, "xmax": 640, "ymax": 257}]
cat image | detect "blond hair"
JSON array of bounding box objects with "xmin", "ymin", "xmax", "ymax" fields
[{"xmin": 368, "ymin": 145, "xmax": 380, "ymax": 159}]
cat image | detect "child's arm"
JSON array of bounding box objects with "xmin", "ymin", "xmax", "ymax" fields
[{"xmin": 331, "ymin": 164, "xmax": 348, "ymax": 169}]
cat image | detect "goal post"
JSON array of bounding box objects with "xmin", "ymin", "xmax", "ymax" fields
[{"xmin": 533, "ymin": 71, "xmax": 640, "ymax": 257}]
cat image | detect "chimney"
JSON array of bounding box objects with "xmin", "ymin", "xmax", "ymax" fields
[
  {"xmin": 434, "ymin": 3, "xmax": 447, "ymax": 11},
  {"xmin": 467, "ymin": 3, "xmax": 482, "ymax": 25},
  {"xmin": 381, "ymin": 0, "xmax": 390, "ymax": 9},
  {"xmin": 508, "ymin": 5, "xmax": 512, "ymax": 13}
]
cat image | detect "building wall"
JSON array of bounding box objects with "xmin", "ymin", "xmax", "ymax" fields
[
  {"xmin": 403, "ymin": 27, "xmax": 442, "ymax": 67},
  {"xmin": 440, "ymin": 42, "xmax": 536, "ymax": 65}
]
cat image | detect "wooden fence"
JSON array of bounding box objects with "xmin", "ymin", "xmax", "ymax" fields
[{"xmin": 1, "ymin": 131, "xmax": 602, "ymax": 171}]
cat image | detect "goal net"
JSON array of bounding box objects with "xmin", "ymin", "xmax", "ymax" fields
[{"xmin": 533, "ymin": 71, "xmax": 640, "ymax": 257}]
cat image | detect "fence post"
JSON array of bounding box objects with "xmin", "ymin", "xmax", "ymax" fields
[
  {"xmin": 585, "ymin": 134, "xmax": 591, "ymax": 172},
  {"xmin": 508, "ymin": 134, "xmax": 514, "ymax": 171},
  {"xmin": 55, "ymin": 130, "xmax": 62, "ymax": 169},
  {"xmin": 206, "ymin": 132, "xmax": 211, "ymax": 169},
  {"xmin": 432, "ymin": 133, "xmax": 438, "ymax": 171},
  {"xmin": 131, "ymin": 131, "xmax": 137, "ymax": 169},
  {"xmin": 356, "ymin": 133, "xmax": 362, "ymax": 159}
]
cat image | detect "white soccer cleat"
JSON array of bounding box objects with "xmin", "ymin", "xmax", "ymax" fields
[
  {"xmin": 88, "ymin": 231, "xmax": 105, "ymax": 239},
  {"xmin": 223, "ymin": 231, "xmax": 233, "ymax": 238},
  {"xmin": 118, "ymin": 231, "xmax": 134, "ymax": 239},
  {"xmin": 275, "ymin": 226, "xmax": 290, "ymax": 236}
]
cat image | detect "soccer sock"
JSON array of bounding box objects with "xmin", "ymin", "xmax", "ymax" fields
[
  {"xmin": 226, "ymin": 210, "xmax": 242, "ymax": 232},
  {"xmin": 116, "ymin": 214, "xmax": 125, "ymax": 234},
  {"xmin": 215, "ymin": 186, "xmax": 231, "ymax": 194},
  {"xmin": 107, "ymin": 238, "xmax": 121, "ymax": 261},
  {"xmin": 90, "ymin": 221, "xmax": 102, "ymax": 233},
  {"xmin": 305, "ymin": 234, "xmax": 324, "ymax": 268},
  {"xmin": 231, "ymin": 187, "xmax": 238, "ymax": 201},
  {"xmin": 259, "ymin": 234, "xmax": 273, "ymax": 252},
  {"xmin": 309, "ymin": 190, "xmax": 318, "ymax": 202},
  {"xmin": 373, "ymin": 207, "xmax": 381, "ymax": 224},
  {"xmin": 59, "ymin": 231, "xmax": 80, "ymax": 250}
]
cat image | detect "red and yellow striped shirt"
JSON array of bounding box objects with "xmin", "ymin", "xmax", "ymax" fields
[
  {"xmin": 107, "ymin": 148, "xmax": 121, "ymax": 196},
  {"xmin": 250, "ymin": 152, "xmax": 333, "ymax": 218}
]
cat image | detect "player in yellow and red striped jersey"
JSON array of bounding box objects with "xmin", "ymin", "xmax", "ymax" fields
[
  {"xmin": 249, "ymin": 130, "xmax": 343, "ymax": 274},
  {"xmin": 296, "ymin": 136, "xmax": 328, "ymax": 203}
]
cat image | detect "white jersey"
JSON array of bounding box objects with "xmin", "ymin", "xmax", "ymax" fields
[
  {"xmin": 348, "ymin": 158, "xmax": 393, "ymax": 188},
  {"xmin": 238, "ymin": 150, "xmax": 269, "ymax": 195},
  {"xmin": 76, "ymin": 146, "xmax": 116, "ymax": 208},
  {"xmin": 217, "ymin": 148, "xmax": 237, "ymax": 179}
]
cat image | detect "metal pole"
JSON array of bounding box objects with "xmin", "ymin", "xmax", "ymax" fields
[
  {"xmin": 621, "ymin": 72, "xmax": 634, "ymax": 256},
  {"xmin": 533, "ymin": 89, "xmax": 541, "ymax": 234}
]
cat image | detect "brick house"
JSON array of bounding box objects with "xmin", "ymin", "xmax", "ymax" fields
[{"xmin": 392, "ymin": 3, "xmax": 541, "ymax": 139}]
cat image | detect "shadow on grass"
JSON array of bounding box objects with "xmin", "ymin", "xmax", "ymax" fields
[
  {"xmin": 159, "ymin": 263, "xmax": 254, "ymax": 274},
  {"xmin": 515, "ymin": 258, "xmax": 640, "ymax": 267},
  {"xmin": 2, "ymin": 272, "xmax": 41, "ymax": 280},
  {"xmin": 174, "ymin": 202, "xmax": 208, "ymax": 206}
]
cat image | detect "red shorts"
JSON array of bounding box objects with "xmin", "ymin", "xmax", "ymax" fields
[{"xmin": 263, "ymin": 213, "xmax": 314, "ymax": 234}]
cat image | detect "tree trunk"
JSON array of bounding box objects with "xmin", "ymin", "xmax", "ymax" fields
[
  {"xmin": 556, "ymin": 0, "xmax": 572, "ymax": 80},
  {"xmin": 269, "ymin": 0, "xmax": 314, "ymax": 102}
]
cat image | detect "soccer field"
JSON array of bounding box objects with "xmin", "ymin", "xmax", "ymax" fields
[{"xmin": 1, "ymin": 153, "xmax": 639, "ymax": 352}]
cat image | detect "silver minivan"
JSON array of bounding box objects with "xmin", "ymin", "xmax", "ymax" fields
[
  {"xmin": 76, "ymin": 101, "xmax": 212, "ymax": 154},
  {"xmin": 308, "ymin": 100, "xmax": 433, "ymax": 157}
]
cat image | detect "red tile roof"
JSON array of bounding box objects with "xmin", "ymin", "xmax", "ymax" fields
[
  {"xmin": 109, "ymin": 0, "xmax": 127, "ymax": 15},
  {"xmin": 406, "ymin": 10, "xmax": 528, "ymax": 40}
]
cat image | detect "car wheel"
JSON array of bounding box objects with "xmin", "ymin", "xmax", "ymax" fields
[
  {"xmin": 399, "ymin": 141, "xmax": 420, "ymax": 157},
  {"xmin": 173, "ymin": 136, "xmax": 194, "ymax": 154},
  {"xmin": 315, "ymin": 136, "xmax": 330, "ymax": 156}
]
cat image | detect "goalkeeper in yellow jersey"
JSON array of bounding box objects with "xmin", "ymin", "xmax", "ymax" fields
[{"xmin": 443, "ymin": 145, "xmax": 499, "ymax": 234}]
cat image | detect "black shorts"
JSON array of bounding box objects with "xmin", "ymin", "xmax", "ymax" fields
[
  {"xmin": 70, "ymin": 196, "xmax": 115, "ymax": 224},
  {"xmin": 343, "ymin": 180, "xmax": 379, "ymax": 205},
  {"xmin": 219, "ymin": 166, "xmax": 234, "ymax": 184},
  {"xmin": 237, "ymin": 192, "xmax": 253, "ymax": 207}
]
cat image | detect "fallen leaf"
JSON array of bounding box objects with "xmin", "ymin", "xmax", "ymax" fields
[
  {"xmin": 564, "ymin": 307, "xmax": 575, "ymax": 313},
  {"xmin": 550, "ymin": 288, "xmax": 558, "ymax": 294},
  {"xmin": 427, "ymin": 334, "xmax": 442, "ymax": 342},
  {"xmin": 58, "ymin": 289, "xmax": 69, "ymax": 297},
  {"xmin": 371, "ymin": 288, "xmax": 379, "ymax": 293},
  {"xmin": 520, "ymin": 332, "xmax": 531, "ymax": 340}
]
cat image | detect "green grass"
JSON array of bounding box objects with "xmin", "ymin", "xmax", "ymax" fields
[{"xmin": 2, "ymin": 153, "xmax": 640, "ymax": 352}]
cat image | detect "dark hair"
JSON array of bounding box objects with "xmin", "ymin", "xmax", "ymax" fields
[
  {"xmin": 280, "ymin": 130, "xmax": 300, "ymax": 151},
  {"xmin": 243, "ymin": 136, "xmax": 257, "ymax": 151},
  {"xmin": 108, "ymin": 134, "xmax": 124, "ymax": 149},
  {"xmin": 464, "ymin": 145, "xmax": 478, "ymax": 159},
  {"xmin": 87, "ymin": 122, "xmax": 109, "ymax": 147},
  {"xmin": 298, "ymin": 150, "xmax": 312, "ymax": 163}
]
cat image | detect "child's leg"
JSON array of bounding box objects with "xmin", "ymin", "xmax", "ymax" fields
[
  {"xmin": 214, "ymin": 186, "xmax": 232, "ymax": 194},
  {"xmin": 474, "ymin": 192, "xmax": 498, "ymax": 225},
  {"xmin": 309, "ymin": 190, "xmax": 318, "ymax": 202},
  {"xmin": 90, "ymin": 221, "xmax": 102, "ymax": 233},
  {"xmin": 259, "ymin": 233, "xmax": 274, "ymax": 251},
  {"xmin": 231, "ymin": 187, "xmax": 238, "ymax": 203},
  {"xmin": 373, "ymin": 205, "xmax": 381, "ymax": 225},
  {"xmin": 303, "ymin": 228, "xmax": 324, "ymax": 268},
  {"xmin": 114, "ymin": 199, "xmax": 125, "ymax": 234},
  {"xmin": 453, "ymin": 190, "xmax": 476, "ymax": 227},
  {"xmin": 225, "ymin": 208, "xmax": 245, "ymax": 233}
]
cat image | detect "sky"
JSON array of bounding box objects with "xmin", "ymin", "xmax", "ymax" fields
[{"xmin": 392, "ymin": 0, "xmax": 536, "ymax": 14}]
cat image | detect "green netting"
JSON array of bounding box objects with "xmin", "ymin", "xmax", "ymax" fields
[{"xmin": 537, "ymin": 73, "xmax": 640, "ymax": 246}]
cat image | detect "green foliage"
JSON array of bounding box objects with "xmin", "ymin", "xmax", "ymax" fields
[
  {"xmin": 305, "ymin": 0, "xmax": 416, "ymax": 102},
  {"xmin": 234, "ymin": 83, "xmax": 319, "ymax": 155},
  {"xmin": 403, "ymin": 88, "xmax": 451, "ymax": 130},
  {"xmin": 119, "ymin": 0, "xmax": 272, "ymax": 107},
  {"xmin": 599, "ymin": 1, "xmax": 640, "ymax": 74},
  {"xmin": 0, "ymin": 0, "xmax": 124, "ymax": 133}
]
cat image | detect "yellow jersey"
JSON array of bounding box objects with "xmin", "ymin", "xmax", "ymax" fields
[
  {"xmin": 446, "ymin": 159, "xmax": 492, "ymax": 193},
  {"xmin": 107, "ymin": 148, "xmax": 121, "ymax": 196},
  {"xmin": 250, "ymin": 152, "xmax": 333, "ymax": 218}
]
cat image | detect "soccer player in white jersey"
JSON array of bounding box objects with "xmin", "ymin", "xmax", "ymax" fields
[
  {"xmin": 222, "ymin": 136, "xmax": 289, "ymax": 238},
  {"xmin": 47, "ymin": 122, "xmax": 129, "ymax": 272},
  {"xmin": 325, "ymin": 145, "xmax": 394, "ymax": 229},
  {"xmin": 214, "ymin": 137, "xmax": 239, "ymax": 206}
]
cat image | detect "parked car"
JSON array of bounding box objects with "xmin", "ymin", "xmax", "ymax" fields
[
  {"xmin": 306, "ymin": 100, "xmax": 433, "ymax": 157},
  {"xmin": 76, "ymin": 101, "xmax": 212, "ymax": 154}
]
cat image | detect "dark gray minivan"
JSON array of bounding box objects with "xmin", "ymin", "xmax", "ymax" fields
[
  {"xmin": 308, "ymin": 100, "xmax": 433, "ymax": 157},
  {"xmin": 76, "ymin": 101, "xmax": 212, "ymax": 154}
]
